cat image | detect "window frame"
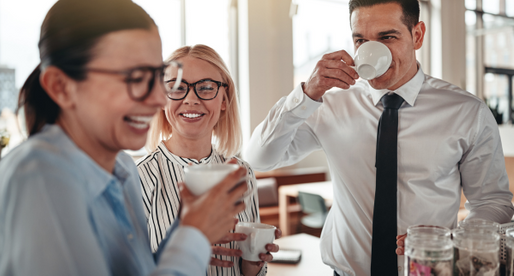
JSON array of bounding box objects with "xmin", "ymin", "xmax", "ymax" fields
[{"xmin": 466, "ymin": 0, "xmax": 514, "ymax": 124}]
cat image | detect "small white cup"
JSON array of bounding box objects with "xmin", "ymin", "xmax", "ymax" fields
[
  {"xmin": 353, "ymin": 41, "xmax": 392, "ymax": 80},
  {"xmin": 183, "ymin": 164, "xmax": 239, "ymax": 196},
  {"xmin": 235, "ymin": 222, "xmax": 276, "ymax": 262}
]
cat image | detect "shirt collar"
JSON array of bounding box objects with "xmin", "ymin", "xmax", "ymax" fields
[
  {"xmin": 157, "ymin": 141, "xmax": 216, "ymax": 166},
  {"xmin": 45, "ymin": 124, "xmax": 131, "ymax": 199},
  {"xmin": 369, "ymin": 63, "xmax": 425, "ymax": 107}
]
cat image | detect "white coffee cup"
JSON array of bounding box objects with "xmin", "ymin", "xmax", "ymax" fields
[
  {"xmin": 235, "ymin": 222, "xmax": 276, "ymax": 262},
  {"xmin": 183, "ymin": 164, "xmax": 239, "ymax": 196},
  {"xmin": 353, "ymin": 41, "xmax": 392, "ymax": 80}
]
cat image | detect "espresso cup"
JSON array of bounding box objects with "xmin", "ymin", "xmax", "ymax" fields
[
  {"xmin": 353, "ymin": 41, "xmax": 392, "ymax": 80},
  {"xmin": 183, "ymin": 164, "xmax": 239, "ymax": 196},
  {"xmin": 235, "ymin": 222, "xmax": 276, "ymax": 262}
]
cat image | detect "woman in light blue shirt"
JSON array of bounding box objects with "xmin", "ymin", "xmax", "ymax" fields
[{"xmin": 0, "ymin": 0, "xmax": 247, "ymax": 275}]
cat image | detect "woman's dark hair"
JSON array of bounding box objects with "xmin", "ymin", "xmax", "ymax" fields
[
  {"xmin": 19, "ymin": 0, "xmax": 156, "ymax": 136},
  {"xmin": 349, "ymin": 0, "xmax": 420, "ymax": 32}
]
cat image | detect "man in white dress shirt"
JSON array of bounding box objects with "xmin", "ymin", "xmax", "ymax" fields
[{"xmin": 244, "ymin": 0, "xmax": 514, "ymax": 275}]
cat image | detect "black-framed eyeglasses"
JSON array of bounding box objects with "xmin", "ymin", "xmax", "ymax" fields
[
  {"xmin": 62, "ymin": 61, "xmax": 183, "ymax": 102},
  {"xmin": 165, "ymin": 78, "xmax": 228, "ymax": 101}
]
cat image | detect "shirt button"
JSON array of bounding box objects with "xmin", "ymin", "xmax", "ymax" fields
[
  {"xmin": 398, "ymin": 266, "xmax": 402, "ymax": 272},
  {"xmin": 293, "ymin": 98, "xmax": 299, "ymax": 103},
  {"xmin": 127, "ymin": 234, "xmax": 134, "ymax": 240},
  {"xmin": 301, "ymin": 106, "xmax": 307, "ymax": 110}
]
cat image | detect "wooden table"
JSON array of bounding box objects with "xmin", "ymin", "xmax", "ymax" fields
[
  {"xmin": 278, "ymin": 181, "xmax": 333, "ymax": 236},
  {"xmin": 268, "ymin": 233, "xmax": 333, "ymax": 275}
]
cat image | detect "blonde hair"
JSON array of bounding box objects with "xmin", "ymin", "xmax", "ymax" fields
[{"xmin": 146, "ymin": 44, "xmax": 242, "ymax": 158}]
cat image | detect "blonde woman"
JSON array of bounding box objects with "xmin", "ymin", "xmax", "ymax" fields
[{"xmin": 137, "ymin": 44, "xmax": 280, "ymax": 276}]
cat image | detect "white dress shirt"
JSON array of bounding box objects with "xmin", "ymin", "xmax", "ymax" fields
[
  {"xmin": 244, "ymin": 65, "xmax": 514, "ymax": 276},
  {"xmin": 137, "ymin": 142, "xmax": 265, "ymax": 276}
]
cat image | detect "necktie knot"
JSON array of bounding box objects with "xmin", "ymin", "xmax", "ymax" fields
[{"xmin": 381, "ymin": 93, "xmax": 404, "ymax": 110}]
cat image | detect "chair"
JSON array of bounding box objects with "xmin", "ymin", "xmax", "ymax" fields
[{"xmin": 297, "ymin": 191, "xmax": 328, "ymax": 229}]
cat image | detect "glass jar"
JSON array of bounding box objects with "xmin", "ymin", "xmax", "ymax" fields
[
  {"xmin": 407, "ymin": 225, "xmax": 452, "ymax": 238},
  {"xmin": 458, "ymin": 219, "xmax": 500, "ymax": 233},
  {"xmin": 404, "ymin": 225, "xmax": 453, "ymax": 276},
  {"xmin": 452, "ymin": 228, "xmax": 500, "ymax": 276}
]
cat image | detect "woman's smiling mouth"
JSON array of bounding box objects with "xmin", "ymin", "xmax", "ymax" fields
[
  {"xmin": 180, "ymin": 112, "xmax": 204, "ymax": 119},
  {"xmin": 124, "ymin": 115, "xmax": 153, "ymax": 129}
]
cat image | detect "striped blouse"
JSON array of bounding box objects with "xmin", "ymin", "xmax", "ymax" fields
[{"xmin": 137, "ymin": 141, "xmax": 266, "ymax": 276}]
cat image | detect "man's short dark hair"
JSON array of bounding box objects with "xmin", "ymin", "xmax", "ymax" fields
[{"xmin": 349, "ymin": 0, "xmax": 420, "ymax": 32}]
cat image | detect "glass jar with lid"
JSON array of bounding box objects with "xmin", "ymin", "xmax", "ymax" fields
[{"xmin": 404, "ymin": 225, "xmax": 453, "ymax": 276}]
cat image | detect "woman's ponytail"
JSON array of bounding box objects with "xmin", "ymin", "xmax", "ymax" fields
[{"xmin": 18, "ymin": 65, "xmax": 59, "ymax": 136}]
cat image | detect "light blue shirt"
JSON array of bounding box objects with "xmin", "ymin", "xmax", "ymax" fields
[{"xmin": 0, "ymin": 124, "xmax": 211, "ymax": 276}]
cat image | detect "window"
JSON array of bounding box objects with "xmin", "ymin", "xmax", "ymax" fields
[
  {"xmin": 465, "ymin": 10, "xmax": 477, "ymax": 95},
  {"xmin": 184, "ymin": 0, "xmax": 231, "ymax": 67},
  {"xmin": 482, "ymin": 0, "xmax": 500, "ymax": 14},
  {"xmin": 292, "ymin": 0, "xmax": 352, "ymax": 87},
  {"xmin": 466, "ymin": 0, "xmax": 514, "ymax": 124},
  {"xmin": 137, "ymin": 0, "xmax": 233, "ymax": 67},
  {"xmin": 0, "ymin": 0, "xmax": 57, "ymax": 155},
  {"xmin": 417, "ymin": 0, "xmax": 430, "ymax": 73},
  {"xmin": 465, "ymin": 0, "xmax": 476, "ymax": 10},
  {"xmin": 133, "ymin": 0, "xmax": 182, "ymax": 59},
  {"xmin": 0, "ymin": 0, "xmax": 56, "ymax": 101},
  {"xmin": 0, "ymin": 0, "xmax": 232, "ymax": 157},
  {"xmin": 508, "ymin": 1, "xmax": 514, "ymax": 17}
]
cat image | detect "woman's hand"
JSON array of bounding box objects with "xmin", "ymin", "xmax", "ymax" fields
[
  {"xmin": 210, "ymin": 230, "xmax": 248, "ymax": 267},
  {"xmin": 241, "ymin": 228, "xmax": 282, "ymax": 276},
  {"xmin": 396, "ymin": 233, "xmax": 407, "ymax": 255},
  {"xmin": 179, "ymin": 167, "xmax": 248, "ymax": 243}
]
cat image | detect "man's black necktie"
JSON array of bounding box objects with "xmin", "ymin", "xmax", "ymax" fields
[{"xmin": 371, "ymin": 93, "xmax": 404, "ymax": 275}]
